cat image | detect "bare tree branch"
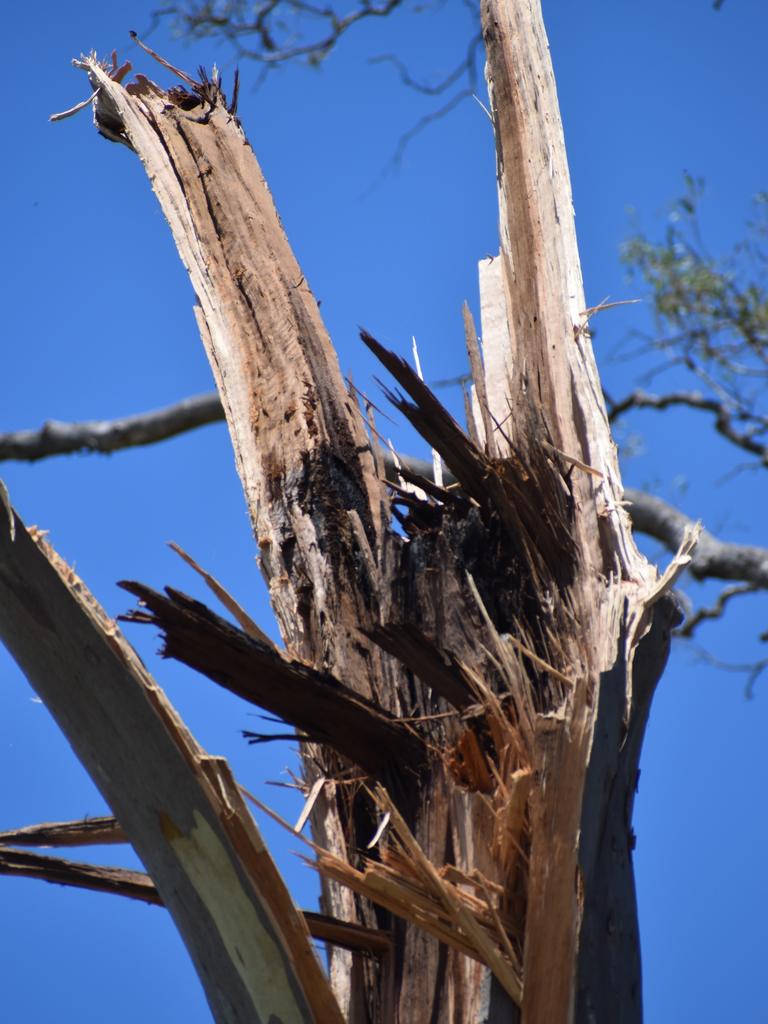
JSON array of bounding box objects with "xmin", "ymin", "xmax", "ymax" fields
[
  {"xmin": 157, "ymin": 0, "xmax": 407, "ymax": 66},
  {"xmin": 118, "ymin": 578, "xmax": 427, "ymax": 778},
  {"xmin": 369, "ymin": 32, "xmax": 482, "ymax": 98},
  {"xmin": 675, "ymin": 582, "xmax": 759, "ymax": 638},
  {"xmin": 623, "ymin": 487, "xmax": 768, "ymax": 586},
  {"xmin": 681, "ymin": 643, "xmax": 768, "ymax": 699},
  {"xmin": 0, "ymin": 846, "xmax": 161, "ymax": 904},
  {"xmin": 0, "ymin": 393, "xmax": 223, "ymax": 461},
  {"xmin": 368, "ymin": 29, "xmax": 483, "ymax": 166},
  {"xmin": 386, "ymin": 82, "xmax": 475, "ymax": 168},
  {"xmin": 0, "ymin": 817, "xmax": 126, "ymax": 847},
  {"xmin": 0, "ymin": 841, "xmax": 393, "ymax": 952},
  {"xmin": 606, "ymin": 388, "xmax": 768, "ymax": 465},
  {"xmin": 153, "ymin": 2, "xmax": 483, "ymax": 165},
  {"xmin": 3, "ymin": 396, "xmax": 767, "ymax": 595}
]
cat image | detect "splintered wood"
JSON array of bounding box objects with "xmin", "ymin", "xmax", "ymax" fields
[{"xmin": 3, "ymin": 4, "xmax": 679, "ymax": 1018}]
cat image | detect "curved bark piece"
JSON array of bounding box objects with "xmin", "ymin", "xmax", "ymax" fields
[{"xmin": 0, "ymin": 499, "xmax": 342, "ymax": 1024}]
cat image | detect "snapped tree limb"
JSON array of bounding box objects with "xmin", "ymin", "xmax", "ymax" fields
[
  {"xmin": 0, "ymin": 816, "xmax": 127, "ymax": 847},
  {"xmin": 0, "ymin": 836, "xmax": 393, "ymax": 954},
  {"xmin": 0, "ymin": 846, "xmax": 160, "ymax": 903},
  {"xmin": 118, "ymin": 579, "xmax": 425, "ymax": 778}
]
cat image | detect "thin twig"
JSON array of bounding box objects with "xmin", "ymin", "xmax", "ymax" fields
[
  {"xmin": 682, "ymin": 642, "xmax": 768, "ymax": 699},
  {"xmin": 676, "ymin": 582, "xmax": 760, "ymax": 638},
  {"xmin": 605, "ymin": 388, "xmax": 768, "ymax": 465}
]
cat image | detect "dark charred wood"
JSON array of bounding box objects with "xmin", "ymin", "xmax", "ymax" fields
[
  {"xmin": 118, "ymin": 581, "xmax": 424, "ymax": 779},
  {"xmin": 576, "ymin": 593, "xmax": 681, "ymax": 1023},
  {"xmin": 242, "ymin": 731, "xmax": 310, "ymax": 744},
  {"xmin": 367, "ymin": 624, "xmax": 474, "ymax": 711},
  {"xmin": 362, "ymin": 329, "xmax": 577, "ymax": 593}
]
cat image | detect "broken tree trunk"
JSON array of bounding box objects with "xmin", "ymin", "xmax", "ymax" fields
[{"xmin": 0, "ymin": 1, "xmax": 689, "ymax": 1021}]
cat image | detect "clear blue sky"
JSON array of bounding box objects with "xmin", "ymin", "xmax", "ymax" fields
[{"xmin": 1, "ymin": 1, "xmax": 767, "ymax": 1020}]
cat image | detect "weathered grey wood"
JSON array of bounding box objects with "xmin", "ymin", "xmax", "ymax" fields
[
  {"xmin": 0, "ymin": 501, "xmax": 342, "ymax": 1024},
  {"xmin": 575, "ymin": 593, "xmax": 680, "ymax": 1023},
  {"xmin": 0, "ymin": 393, "xmax": 223, "ymax": 461}
]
